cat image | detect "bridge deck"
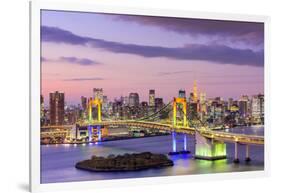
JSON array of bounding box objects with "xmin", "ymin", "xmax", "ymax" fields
[{"xmin": 41, "ymin": 120, "xmax": 264, "ymax": 145}]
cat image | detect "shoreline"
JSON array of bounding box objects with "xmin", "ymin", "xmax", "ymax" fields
[{"xmin": 41, "ymin": 133, "xmax": 170, "ymax": 146}]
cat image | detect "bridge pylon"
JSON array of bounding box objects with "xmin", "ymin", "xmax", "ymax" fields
[
  {"xmin": 87, "ymin": 98, "xmax": 102, "ymax": 142},
  {"xmin": 88, "ymin": 97, "xmax": 102, "ymax": 123},
  {"xmin": 169, "ymin": 97, "xmax": 190, "ymax": 155},
  {"xmin": 194, "ymin": 131, "xmax": 226, "ymax": 160},
  {"xmin": 173, "ymin": 97, "xmax": 188, "ymax": 127}
]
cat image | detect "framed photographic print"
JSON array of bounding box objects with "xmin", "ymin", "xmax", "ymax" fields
[{"xmin": 30, "ymin": 0, "xmax": 270, "ymax": 192}]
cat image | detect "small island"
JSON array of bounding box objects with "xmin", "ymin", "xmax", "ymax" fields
[{"xmin": 75, "ymin": 152, "xmax": 174, "ymax": 172}]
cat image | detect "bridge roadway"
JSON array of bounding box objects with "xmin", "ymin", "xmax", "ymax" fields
[{"xmin": 41, "ymin": 120, "xmax": 264, "ymax": 145}]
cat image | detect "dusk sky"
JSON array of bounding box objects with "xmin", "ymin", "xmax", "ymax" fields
[{"xmin": 41, "ymin": 10, "xmax": 264, "ymax": 105}]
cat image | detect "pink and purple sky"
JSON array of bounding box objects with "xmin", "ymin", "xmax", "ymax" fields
[{"xmin": 41, "ymin": 10, "xmax": 264, "ymax": 105}]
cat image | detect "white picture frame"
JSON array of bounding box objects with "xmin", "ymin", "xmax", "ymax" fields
[{"xmin": 30, "ymin": 0, "xmax": 270, "ymax": 192}]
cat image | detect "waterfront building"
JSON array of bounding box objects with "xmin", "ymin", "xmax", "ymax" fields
[
  {"xmin": 49, "ymin": 91, "xmax": 65, "ymax": 125},
  {"xmin": 251, "ymin": 94, "xmax": 264, "ymax": 124},
  {"xmin": 238, "ymin": 95, "xmax": 249, "ymax": 118}
]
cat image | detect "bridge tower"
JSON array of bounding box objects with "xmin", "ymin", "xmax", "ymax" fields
[
  {"xmin": 173, "ymin": 97, "xmax": 187, "ymax": 127},
  {"xmin": 169, "ymin": 97, "xmax": 190, "ymax": 155},
  {"xmin": 87, "ymin": 98, "xmax": 102, "ymax": 142},
  {"xmin": 88, "ymin": 98, "xmax": 102, "ymax": 123}
]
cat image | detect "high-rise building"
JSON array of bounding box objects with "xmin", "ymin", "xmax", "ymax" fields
[
  {"xmin": 40, "ymin": 95, "xmax": 46, "ymax": 125},
  {"xmin": 49, "ymin": 91, "xmax": 65, "ymax": 125},
  {"xmin": 149, "ymin": 89, "xmax": 155, "ymax": 107},
  {"xmin": 238, "ymin": 95, "xmax": 249, "ymax": 117},
  {"xmin": 155, "ymin": 98, "xmax": 164, "ymax": 110},
  {"xmin": 178, "ymin": 89, "xmax": 186, "ymax": 99},
  {"xmin": 259, "ymin": 94, "xmax": 264, "ymax": 119},
  {"xmin": 251, "ymin": 94, "xmax": 264, "ymax": 122},
  {"xmin": 81, "ymin": 96, "xmax": 87, "ymax": 111},
  {"xmin": 40, "ymin": 95, "xmax": 44, "ymax": 117},
  {"xmin": 129, "ymin": 93, "xmax": 139, "ymax": 107},
  {"xmin": 238, "ymin": 100, "xmax": 248, "ymax": 117},
  {"xmin": 93, "ymin": 88, "xmax": 103, "ymax": 101},
  {"xmin": 228, "ymin": 98, "xmax": 234, "ymax": 110},
  {"xmin": 102, "ymin": 95, "xmax": 109, "ymax": 111},
  {"xmin": 199, "ymin": 92, "xmax": 206, "ymax": 103},
  {"xmin": 123, "ymin": 96, "xmax": 129, "ymax": 106},
  {"xmin": 199, "ymin": 92, "xmax": 207, "ymax": 113}
]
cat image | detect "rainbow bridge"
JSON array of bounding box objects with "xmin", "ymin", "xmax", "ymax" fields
[{"xmin": 41, "ymin": 97, "xmax": 264, "ymax": 163}]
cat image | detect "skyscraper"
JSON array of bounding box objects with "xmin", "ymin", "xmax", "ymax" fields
[
  {"xmin": 238, "ymin": 95, "xmax": 249, "ymax": 117},
  {"xmin": 40, "ymin": 95, "xmax": 45, "ymax": 125},
  {"xmin": 155, "ymin": 98, "xmax": 164, "ymax": 110},
  {"xmin": 40, "ymin": 95, "xmax": 44, "ymax": 118},
  {"xmin": 129, "ymin": 93, "xmax": 140, "ymax": 107},
  {"xmin": 199, "ymin": 92, "xmax": 207, "ymax": 113},
  {"xmin": 149, "ymin": 89, "xmax": 155, "ymax": 107},
  {"xmin": 81, "ymin": 96, "xmax": 87, "ymax": 111},
  {"xmin": 178, "ymin": 89, "xmax": 186, "ymax": 99},
  {"xmin": 123, "ymin": 96, "xmax": 129, "ymax": 106},
  {"xmin": 228, "ymin": 98, "xmax": 234, "ymax": 110},
  {"xmin": 102, "ymin": 95, "xmax": 108, "ymax": 111},
  {"xmin": 93, "ymin": 88, "xmax": 103, "ymax": 101},
  {"xmin": 49, "ymin": 91, "xmax": 65, "ymax": 125},
  {"xmin": 251, "ymin": 94, "xmax": 264, "ymax": 123}
]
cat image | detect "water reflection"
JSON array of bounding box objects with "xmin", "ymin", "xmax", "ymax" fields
[{"xmin": 41, "ymin": 126, "xmax": 264, "ymax": 184}]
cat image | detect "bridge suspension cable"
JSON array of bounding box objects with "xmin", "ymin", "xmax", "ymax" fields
[
  {"xmin": 177, "ymin": 107, "xmax": 208, "ymax": 132},
  {"xmin": 136, "ymin": 101, "xmax": 172, "ymax": 121}
]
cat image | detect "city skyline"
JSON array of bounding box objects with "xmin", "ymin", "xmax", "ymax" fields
[
  {"xmin": 41, "ymin": 10, "xmax": 264, "ymax": 105},
  {"xmin": 40, "ymin": 89, "xmax": 264, "ymax": 108}
]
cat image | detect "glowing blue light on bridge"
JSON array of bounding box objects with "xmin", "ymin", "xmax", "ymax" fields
[
  {"xmin": 97, "ymin": 125, "xmax": 102, "ymax": 141},
  {"xmin": 184, "ymin": 134, "xmax": 187, "ymax": 151},
  {"xmin": 172, "ymin": 131, "xmax": 177, "ymax": 152}
]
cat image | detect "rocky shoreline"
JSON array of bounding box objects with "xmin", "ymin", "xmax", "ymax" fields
[{"xmin": 75, "ymin": 152, "xmax": 174, "ymax": 172}]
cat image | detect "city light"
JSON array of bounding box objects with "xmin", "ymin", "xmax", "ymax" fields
[{"xmin": 40, "ymin": 84, "xmax": 264, "ymax": 161}]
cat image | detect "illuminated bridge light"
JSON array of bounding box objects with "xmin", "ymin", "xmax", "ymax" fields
[
  {"xmin": 184, "ymin": 134, "xmax": 187, "ymax": 151},
  {"xmin": 172, "ymin": 131, "xmax": 177, "ymax": 152}
]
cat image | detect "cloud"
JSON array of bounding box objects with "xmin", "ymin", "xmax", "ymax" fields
[
  {"xmin": 59, "ymin": 56, "xmax": 99, "ymax": 66},
  {"xmin": 41, "ymin": 26, "xmax": 264, "ymax": 67},
  {"xmin": 63, "ymin": 77, "xmax": 104, "ymax": 81},
  {"xmin": 41, "ymin": 55, "xmax": 100, "ymax": 66},
  {"xmin": 41, "ymin": 26, "xmax": 90, "ymax": 45},
  {"xmin": 115, "ymin": 15, "xmax": 264, "ymax": 46}
]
